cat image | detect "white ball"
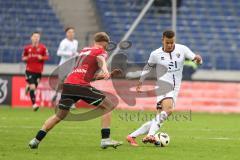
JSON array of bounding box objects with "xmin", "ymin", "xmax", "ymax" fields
[{"xmin": 154, "ymin": 132, "xmax": 170, "ymax": 147}]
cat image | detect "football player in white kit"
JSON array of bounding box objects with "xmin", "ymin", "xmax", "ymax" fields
[
  {"xmin": 126, "ymin": 30, "xmax": 202, "ymax": 146},
  {"xmin": 52, "ymin": 27, "xmax": 78, "ymax": 103},
  {"xmin": 57, "ymin": 27, "xmax": 78, "ymax": 65}
]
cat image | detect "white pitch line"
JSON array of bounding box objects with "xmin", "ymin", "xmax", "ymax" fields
[
  {"xmin": 166, "ymin": 128, "xmax": 239, "ymax": 132},
  {"xmin": 174, "ymin": 136, "xmax": 240, "ymax": 141},
  {"xmin": 194, "ymin": 137, "xmax": 240, "ymax": 141}
]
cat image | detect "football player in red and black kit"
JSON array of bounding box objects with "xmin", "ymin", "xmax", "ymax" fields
[
  {"xmin": 22, "ymin": 32, "xmax": 49, "ymax": 111},
  {"xmin": 29, "ymin": 32, "xmax": 123, "ymax": 149}
]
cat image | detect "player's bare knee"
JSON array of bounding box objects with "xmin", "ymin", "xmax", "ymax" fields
[
  {"xmin": 29, "ymin": 84, "xmax": 36, "ymax": 90},
  {"xmin": 55, "ymin": 114, "xmax": 66, "ymax": 121},
  {"xmin": 99, "ymin": 98, "xmax": 115, "ymax": 110},
  {"xmin": 56, "ymin": 109, "xmax": 69, "ymax": 120},
  {"xmin": 166, "ymin": 109, "xmax": 173, "ymax": 116},
  {"xmin": 161, "ymin": 105, "xmax": 173, "ymax": 115},
  {"xmin": 160, "ymin": 98, "xmax": 174, "ymax": 115}
]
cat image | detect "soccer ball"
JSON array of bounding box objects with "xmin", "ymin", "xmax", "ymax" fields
[{"xmin": 154, "ymin": 132, "xmax": 170, "ymax": 147}]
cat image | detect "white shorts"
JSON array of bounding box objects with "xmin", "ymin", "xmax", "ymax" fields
[{"xmin": 155, "ymin": 84, "xmax": 180, "ymax": 109}]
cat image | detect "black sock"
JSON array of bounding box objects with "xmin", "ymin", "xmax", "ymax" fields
[
  {"xmin": 29, "ymin": 90, "xmax": 35, "ymax": 104},
  {"xmin": 35, "ymin": 130, "xmax": 47, "ymax": 141},
  {"xmin": 101, "ymin": 128, "xmax": 110, "ymax": 139}
]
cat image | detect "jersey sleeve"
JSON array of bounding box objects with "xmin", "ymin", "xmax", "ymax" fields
[
  {"xmin": 41, "ymin": 45, "xmax": 49, "ymax": 60},
  {"xmin": 182, "ymin": 45, "xmax": 196, "ymax": 60},
  {"xmin": 22, "ymin": 46, "xmax": 28, "ymax": 57},
  {"xmin": 147, "ymin": 51, "xmax": 157, "ymax": 67}
]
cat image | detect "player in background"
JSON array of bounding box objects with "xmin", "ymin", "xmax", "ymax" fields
[
  {"xmin": 52, "ymin": 27, "xmax": 78, "ymax": 103},
  {"xmin": 126, "ymin": 30, "xmax": 202, "ymax": 146},
  {"xmin": 29, "ymin": 32, "xmax": 123, "ymax": 149},
  {"xmin": 57, "ymin": 27, "xmax": 78, "ymax": 65},
  {"xmin": 22, "ymin": 32, "xmax": 49, "ymax": 111}
]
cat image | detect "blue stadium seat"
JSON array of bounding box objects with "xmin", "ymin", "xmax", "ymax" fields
[{"xmin": 0, "ymin": 0, "xmax": 64, "ymax": 64}]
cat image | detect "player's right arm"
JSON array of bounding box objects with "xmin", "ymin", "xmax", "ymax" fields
[
  {"xmin": 57, "ymin": 40, "xmax": 75, "ymax": 57},
  {"xmin": 137, "ymin": 52, "xmax": 156, "ymax": 93},
  {"xmin": 96, "ymin": 56, "xmax": 110, "ymax": 80},
  {"xmin": 22, "ymin": 46, "xmax": 29, "ymax": 62}
]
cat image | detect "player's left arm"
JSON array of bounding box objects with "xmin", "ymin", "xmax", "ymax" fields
[
  {"xmin": 183, "ymin": 45, "xmax": 203, "ymax": 65},
  {"xmin": 93, "ymin": 69, "xmax": 123, "ymax": 81},
  {"xmin": 38, "ymin": 46, "xmax": 49, "ymax": 61}
]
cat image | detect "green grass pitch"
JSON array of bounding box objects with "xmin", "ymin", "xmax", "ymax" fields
[{"xmin": 0, "ymin": 106, "xmax": 239, "ymax": 160}]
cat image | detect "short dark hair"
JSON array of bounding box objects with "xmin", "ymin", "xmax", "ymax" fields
[
  {"xmin": 65, "ymin": 27, "xmax": 75, "ymax": 33},
  {"xmin": 94, "ymin": 32, "xmax": 110, "ymax": 43},
  {"xmin": 162, "ymin": 30, "xmax": 175, "ymax": 38},
  {"xmin": 31, "ymin": 31, "xmax": 41, "ymax": 36}
]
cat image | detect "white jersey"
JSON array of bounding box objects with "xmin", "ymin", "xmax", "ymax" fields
[
  {"xmin": 140, "ymin": 44, "xmax": 196, "ymax": 104},
  {"xmin": 57, "ymin": 38, "xmax": 78, "ymax": 65},
  {"xmin": 147, "ymin": 43, "xmax": 195, "ymax": 87}
]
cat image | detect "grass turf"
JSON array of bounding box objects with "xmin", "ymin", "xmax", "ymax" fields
[{"xmin": 0, "ymin": 106, "xmax": 239, "ymax": 160}]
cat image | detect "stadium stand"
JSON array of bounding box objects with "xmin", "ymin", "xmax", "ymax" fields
[
  {"xmin": 95, "ymin": 0, "xmax": 240, "ymax": 70},
  {"xmin": 0, "ymin": 0, "xmax": 64, "ymax": 64}
]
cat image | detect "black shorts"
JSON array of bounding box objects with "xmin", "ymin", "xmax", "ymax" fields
[
  {"xmin": 58, "ymin": 83, "xmax": 106, "ymax": 110},
  {"xmin": 25, "ymin": 71, "xmax": 42, "ymax": 86}
]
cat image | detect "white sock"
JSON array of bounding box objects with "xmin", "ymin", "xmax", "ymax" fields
[
  {"xmin": 129, "ymin": 121, "xmax": 152, "ymax": 137},
  {"xmin": 101, "ymin": 138, "xmax": 110, "ymax": 142},
  {"xmin": 33, "ymin": 138, "xmax": 40, "ymax": 144},
  {"xmin": 148, "ymin": 119, "xmax": 160, "ymax": 136},
  {"xmin": 147, "ymin": 111, "xmax": 168, "ymax": 136}
]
